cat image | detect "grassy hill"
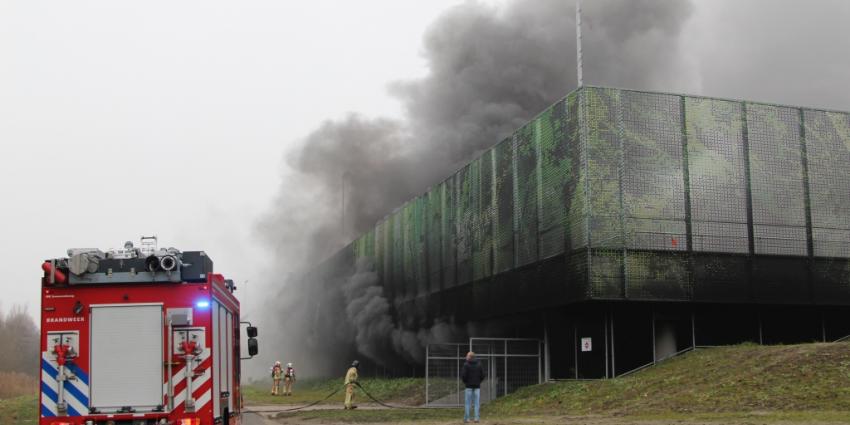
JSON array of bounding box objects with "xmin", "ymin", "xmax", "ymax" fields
[
  {"xmin": 7, "ymin": 343, "xmax": 850, "ymax": 424},
  {"xmin": 488, "ymin": 342, "xmax": 850, "ymax": 416},
  {"xmin": 271, "ymin": 342, "xmax": 850, "ymax": 423}
]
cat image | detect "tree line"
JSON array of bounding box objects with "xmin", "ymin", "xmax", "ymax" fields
[{"xmin": 0, "ymin": 305, "xmax": 39, "ymax": 376}]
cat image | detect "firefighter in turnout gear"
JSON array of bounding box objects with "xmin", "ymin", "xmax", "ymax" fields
[
  {"xmin": 271, "ymin": 361, "xmax": 283, "ymax": 395},
  {"xmin": 283, "ymin": 362, "xmax": 296, "ymax": 396},
  {"xmin": 343, "ymin": 360, "xmax": 359, "ymax": 409}
]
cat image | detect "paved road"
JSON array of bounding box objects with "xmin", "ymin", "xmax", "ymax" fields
[
  {"xmin": 241, "ymin": 411, "xmax": 275, "ymax": 425},
  {"xmin": 241, "ymin": 404, "xmax": 398, "ymax": 425},
  {"xmin": 246, "ymin": 403, "xmax": 388, "ymax": 412}
]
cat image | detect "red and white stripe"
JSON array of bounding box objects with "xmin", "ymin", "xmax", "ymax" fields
[{"xmin": 164, "ymin": 348, "xmax": 212, "ymax": 413}]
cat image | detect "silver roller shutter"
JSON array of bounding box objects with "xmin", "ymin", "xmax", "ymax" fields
[{"xmin": 90, "ymin": 304, "xmax": 163, "ymax": 412}]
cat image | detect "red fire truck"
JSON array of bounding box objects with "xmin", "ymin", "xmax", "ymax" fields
[{"xmin": 39, "ymin": 237, "xmax": 258, "ymax": 425}]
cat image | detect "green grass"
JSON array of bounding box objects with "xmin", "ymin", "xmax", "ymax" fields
[
  {"xmin": 243, "ymin": 377, "xmax": 425, "ymax": 406},
  {"xmin": 0, "ymin": 394, "xmax": 38, "ymax": 425},
  {"xmin": 11, "ymin": 343, "xmax": 850, "ymax": 424},
  {"xmin": 271, "ymin": 343, "xmax": 850, "ymax": 423},
  {"xmin": 487, "ymin": 342, "xmax": 850, "ymax": 416},
  {"xmin": 631, "ymin": 410, "xmax": 850, "ymax": 423},
  {"xmin": 271, "ymin": 409, "xmax": 850, "ymax": 424}
]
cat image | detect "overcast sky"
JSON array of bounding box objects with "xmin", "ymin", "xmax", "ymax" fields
[
  {"xmin": 0, "ymin": 0, "xmax": 476, "ymax": 318},
  {"xmin": 2, "ymin": 0, "xmax": 849, "ymax": 321}
]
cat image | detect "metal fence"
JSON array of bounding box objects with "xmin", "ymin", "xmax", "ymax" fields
[
  {"xmin": 425, "ymin": 343, "xmax": 469, "ymax": 406},
  {"xmin": 425, "ymin": 339, "xmax": 542, "ymax": 407}
]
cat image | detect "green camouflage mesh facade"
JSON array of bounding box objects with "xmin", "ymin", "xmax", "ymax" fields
[{"xmin": 350, "ymin": 86, "xmax": 850, "ymax": 311}]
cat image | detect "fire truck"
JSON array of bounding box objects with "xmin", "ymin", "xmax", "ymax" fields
[{"xmin": 39, "ymin": 237, "xmax": 259, "ymax": 425}]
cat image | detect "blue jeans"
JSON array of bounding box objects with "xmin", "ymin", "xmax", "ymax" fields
[{"xmin": 464, "ymin": 387, "xmax": 480, "ymax": 422}]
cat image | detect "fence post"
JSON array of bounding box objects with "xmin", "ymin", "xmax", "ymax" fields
[
  {"xmin": 651, "ymin": 310, "xmax": 657, "ymax": 364},
  {"xmin": 538, "ymin": 340, "xmax": 543, "ymax": 384},
  {"xmin": 611, "ymin": 313, "xmax": 616, "ymax": 377},
  {"xmin": 604, "ymin": 311, "xmax": 609, "ymax": 378},
  {"xmin": 504, "ymin": 340, "xmax": 508, "ymax": 397},
  {"xmin": 574, "ymin": 322, "xmax": 579, "ymax": 379},
  {"xmin": 457, "ymin": 344, "xmax": 461, "ymax": 406},
  {"xmin": 543, "ymin": 319, "xmax": 550, "ymax": 382},
  {"xmin": 425, "ymin": 344, "xmax": 429, "ymax": 406},
  {"xmin": 691, "ymin": 310, "xmax": 696, "ymax": 348}
]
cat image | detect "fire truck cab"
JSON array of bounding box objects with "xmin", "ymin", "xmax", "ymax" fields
[{"xmin": 39, "ymin": 237, "xmax": 258, "ymax": 425}]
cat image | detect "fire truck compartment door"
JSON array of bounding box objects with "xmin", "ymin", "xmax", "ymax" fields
[{"xmin": 90, "ymin": 304, "xmax": 163, "ymax": 412}]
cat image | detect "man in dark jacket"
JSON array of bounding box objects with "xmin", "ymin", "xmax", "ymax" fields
[{"xmin": 460, "ymin": 351, "xmax": 485, "ymax": 423}]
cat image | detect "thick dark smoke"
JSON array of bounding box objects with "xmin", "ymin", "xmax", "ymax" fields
[
  {"xmin": 342, "ymin": 258, "xmax": 460, "ymax": 364},
  {"xmin": 254, "ymin": 0, "xmax": 697, "ymax": 378}
]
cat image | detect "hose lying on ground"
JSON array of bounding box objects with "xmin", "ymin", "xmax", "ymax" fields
[
  {"xmin": 353, "ymin": 381, "xmax": 424, "ymax": 410},
  {"xmin": 244, "ymin": 385, "xmax": 344, "ymax": 413}
]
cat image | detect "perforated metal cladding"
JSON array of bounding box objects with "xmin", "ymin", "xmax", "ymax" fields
[
  {"xmin": 804, "ymin": 110, "xmax": 850, "ymax": 258},
  {"xmin": 473, "ymin": 151, "xmax": 495, "ymax": 281},
  {"xmin": 426, "ymin": 187, "xmax": 442, "ymax": 293},
  {"xmin": 441, "ymin": 178, "xmax": 457, "ymax": 288},
  {"xmin": 380, "ymin": 217, "xmax": 393, "ymax": 297},
  {"xmin": 685, "ymin": 97, "xmax": 749, "ymax": 253},
  {"xmin": 747, "ymin": 104, "xmax": 808, "ymax": 256},
  {"xmin": 402, "ymin": 202, "xmax": 415, "ymax": 299},
  {"xmin": 375, "ymin": 219, "xmax": 387, "ymax": 290},
  {"xmin": 813, "ymin": 258, "xmax": 850, "ymax": 303},
  {"xmin": 469, "ymin": 158, "xmax": 482, "ymax": 282},
  {"xmin": 392, "ymin": 210, "xmax": 403, "ymax": 297},
  {"xmin": 336, "ymin": 86, "xmax": 850, "ymax": 309},
  {"xmin": 494, "ymin": 138, "xmax": 515, "ymax": 274},
  {"xmin": 413, "ymin": 197, "xmax": 427, "ymax": 296},
  {"xmin": 538, "ymin": 99, "xmax": 573, "ymax": 259},
  {"xmin": 456, "ymin": 166, "xmax": 474, "ymax": 285},
  {"xmin": 570, "ymin": 94, "xmax": 588, "ymax": 251},
  {"xmin": 584, "ymin": 88, "xmax": 623, "ymax": 249},
  {"xmin": 514, "ymin": 123, "xmax": 539, "ymax": 266},
  {"xmin": 620, "ymin": 91, "xmax": 687, "ymax": 251},
  {"xmin": 485, "ymin": 150, "xmax": 497, "ymax": 271},
  {"xmin": 627, "ymin": 251, "xmax": 690, "ymax": 300},
  {"xmin": 367, "ymin": 230, "xmax": 375, "ymax": 257},
  {"xmin": 354, "ymin": 230, "xmax": 374, "ymax": 261},
  {"xmin": 589, "ymin": 251, "xmax": 622, "ymax": 299}
]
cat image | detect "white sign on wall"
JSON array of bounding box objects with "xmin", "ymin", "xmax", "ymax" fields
[{"xmin": 581, "ymin": 337, "xmax": 592, "ymax": 352}]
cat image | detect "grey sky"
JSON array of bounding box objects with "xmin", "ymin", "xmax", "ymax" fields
[
  {"xmin": 0, "ymin": 0, "xmax": 471, "ymax": 317},
  {"xmin": 2, "ymin": 0, "xmax": 850, "ymax": 323}
]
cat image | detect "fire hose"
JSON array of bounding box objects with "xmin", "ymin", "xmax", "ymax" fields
[
  {"xmin": 248, "ymin": 385, "xmax": 344, "ymax": 413},
  {"xmin": 353, "ymin": 382, "xmax": 421, "ymax": 410},
  {"xmin": 245, "ymin": 381, "xmax": 430, "ymax": 413}
]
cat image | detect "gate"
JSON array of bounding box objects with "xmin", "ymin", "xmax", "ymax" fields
[
  {"xmin": 425, "ymin": 338, "xmax": 542, "ymax": 406},
  {"xmin": 425, "ymin": 343, "xmax": 469, "ymax": 406}
]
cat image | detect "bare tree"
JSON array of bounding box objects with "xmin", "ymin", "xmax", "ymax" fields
[{"xmin": 0, "ymin": 305, "xmax": 39, "ymax": 376}]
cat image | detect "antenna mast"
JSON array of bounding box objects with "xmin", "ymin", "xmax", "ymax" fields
[{"xmin": 576, "ymin": 1, "xmax": 584, "ymax": 87}]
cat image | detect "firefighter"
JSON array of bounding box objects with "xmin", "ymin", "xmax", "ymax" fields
[
  {"xmin": 283, "ymin": 362, "xmax": 296, "ymax": 396},
  {"xmin": 343, "ymin": 360, "xmax": 359, "ymax": 409},
  {"xmin": 270, "ymin": 361, "xmax": 283, "ymax": 395}
]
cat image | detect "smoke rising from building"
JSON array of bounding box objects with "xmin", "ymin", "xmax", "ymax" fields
[
  {"xmin": 254, "ymin": 0, "xmax": 695, "ymax": 377},
  {"xmin": 342, "ymin": 257, "xmax": 461, "ymax": 365},
  {"xmin": 252, "ymin": 0, "xmax": 850, "ymax": 378}
]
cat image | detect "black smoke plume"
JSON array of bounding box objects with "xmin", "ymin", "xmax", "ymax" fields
[{"xmin": 254, "ymin": 0, "xmax": 695, "ymax": 377}]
